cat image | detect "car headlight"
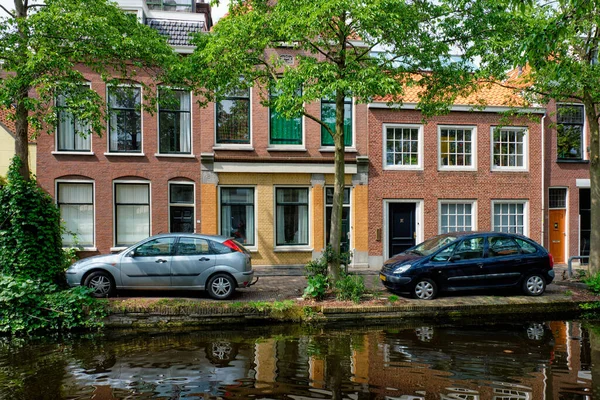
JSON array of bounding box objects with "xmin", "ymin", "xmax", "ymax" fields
[{"xmin": 393, "ymin": 264, "xmax": 412, "ymax": 275}]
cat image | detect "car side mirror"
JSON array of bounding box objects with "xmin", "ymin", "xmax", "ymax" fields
[{"xmin": 128, "ymin": 250, "xmax": 137, "ymax": 257}]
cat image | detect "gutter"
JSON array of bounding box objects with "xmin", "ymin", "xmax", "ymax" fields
[{"xmin": 368, "ymin": 102, "xmax": 547, "ymax": 114}]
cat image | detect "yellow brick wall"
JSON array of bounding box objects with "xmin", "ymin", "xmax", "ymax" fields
[
  {"xmin": 211, "ymin": 172, "xmax": 368, "ymax": 267},
  {"xmin": 0, "ymin": 127, "xmax": 36, "ymax": 177}
]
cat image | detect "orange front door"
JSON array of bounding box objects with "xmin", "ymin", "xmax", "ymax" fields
[{"xmin": 549, "ymin": 209, "xmax": 566, "ymax": 263}]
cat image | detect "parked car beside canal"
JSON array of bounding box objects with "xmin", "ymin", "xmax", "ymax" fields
[
  {"xmin": 66, "ymin": 233, "xmax": 255, "ymax": 299},
  {"xmin": 379, "ymin": 231, "xmax": 554, "ymax": 300}
]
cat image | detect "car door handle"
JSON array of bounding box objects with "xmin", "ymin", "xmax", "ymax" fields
[
  {"xmin": 478, "ymin": 263, "xmax": 484, "ymax": 268},
  {"xmin": 199, "ymin": 257, "xmax": 210, "ymax": 262},
  {"xmin": 155, "ymin": 259, "xmax": 167, "ymax": 264}
]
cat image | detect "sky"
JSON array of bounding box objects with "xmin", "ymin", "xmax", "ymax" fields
[{"xmin": 0, "ymin": 0, "xmax": 229, "ymax": 22}]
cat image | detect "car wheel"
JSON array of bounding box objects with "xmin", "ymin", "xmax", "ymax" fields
[
  {"xmin": 412, "ymin": 278, "xmax": 438, "ymax": 300},
  {"xmin": 207, "ymin": 273, "xmax": 235, "ymax": 300},
  {"xmin": 83, "ymin": 271, "xmax": 115, "ymax": 298},
  {"xmin": 523, "ymin": 274, "xmax": 546, "ymax": 296}
]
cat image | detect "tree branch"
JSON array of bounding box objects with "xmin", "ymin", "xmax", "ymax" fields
[
  {"xmin": 0, "ymin": 5, "xmax": 15, "ymax": 18},
  {"xmin": 302, "ymin": 110, "xmax": 333, "ymax": 137}
]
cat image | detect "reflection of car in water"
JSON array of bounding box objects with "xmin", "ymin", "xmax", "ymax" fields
[
  {"xmin": 205, "ymin": 340, "xmax": 240, "ymax": 367},
  {"xmin": 383, "ymin": 323, "xmax": 554, "ymax": 382}
]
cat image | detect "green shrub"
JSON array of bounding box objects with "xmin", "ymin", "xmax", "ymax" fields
[
  {"xmin": 0, "ymin": 157, "xmax": 69, "ymax": 284},
  {"xmin": 304, "ymin": 257, "xmax": 328, "ymax": 277},
  {"xmin": 335, "ymin": 273, "xmax": 365, "ymax": 303},
  {"xmin": 303, "ymin": 274, "xmax": 329, "ymax": 301},
  {"xmin": 0, "ymin": 274, "xmax": 108, "ymax": 335},
  {"xmin": 583, "ymin": 272, "xmax": 600, "ymax": 294},
  {"xmin": 388, "ymin": 294, "xmax": 399, "ymax": 303}
]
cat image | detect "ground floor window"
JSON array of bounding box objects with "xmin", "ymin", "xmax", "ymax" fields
[
  {"xmin": 492, "ymin": 201, "xmax": 526, "ymax": 234},
  {"xmin": 580, "ymin": 188, "xmax": 590, "ymax": 257},
  {"xmin": 115, "ymin": 183, "xmax": 150, "ymax": 246},
  {"xmin": 276, "ymin": 188, "xmax": 309, "ymax": 246},
  {"xmin": 57, "ymin": 182, "xmax": 94, "ymax": 247},
  {"xmin": 325, "ymin": 187, "xmax": 350, "ymax": 252},
  {"xmin": 220, "ymin": 187, "xmax": 255, "ymax": 246},
  {"xmin": 169, "ymin": 183, "xmax": 194, "ymax": 233},
  {"xmin": 439, "ymin": 201, "xmax": 474, "ymax": 233}
]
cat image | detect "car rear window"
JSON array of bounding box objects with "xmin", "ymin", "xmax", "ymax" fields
[
  {"xmin": 488, "ymin": 236, "xmax": 521, "ymax": 257},
  {"xmin": 515, "ymin": 238, "xmax": 538, "ymax": 254}
]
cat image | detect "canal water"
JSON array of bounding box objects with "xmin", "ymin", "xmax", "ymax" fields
[{"xmin": 0, "ymin": 320, "xmax": 596, "ymax": 399}]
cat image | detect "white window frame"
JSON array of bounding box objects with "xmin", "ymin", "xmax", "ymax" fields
[
  {"xmin": 112, "ymin": 180, "xmax": 152, "ymax": 251},
  {"xmin": 273, "ymin": 185, "xmax": 312, "ymax": 252},
  {"xmin": 556, "ymin": 102, "xmax": 586, "ymax": 161},
  {"xmin": 383, "ymin": 123, "xmax": 424, "ymax": 171},
  {"xmin": 105, "ymin": 84, "xmax": 144, "ymax": 157},
  {"xmin": 53, "ymin": 82, "xmax": 94, "ymax": 155},
  {"xmin": 438, "ymin": 200, "xmax": 477, "ymax": 234},
  {"xmin": 490, "ymin": 126, "xmax": 528, "ymax": 172},
  {"xmin": 168, "ymin": 181, "xmax": 196, "ymax": 233},
  {"xmin": 267, "ymin": 90, "xmax": 306, "ymax": 151},
  {"xmin": 213, "ymin": 86, "xmax": 253, "ymax": 151},
  {"xmin": 156, "ymin": 87, "xmax": 194, "ymax": 158},
  {"xmin": 491, "ymin": 200, "xmax": 529, "ymax": 236},
  {"xmin": 319, "ymin": 96, "xmax": 356, "ymax": 151},
  {"xmin": 218, "ymin": 185, "xmax": 258, "ymax": 251},
  {"xmin": 324, "ymin": 186, "xmax": 353, "ymax": 250},
  {"xmin": 438, "ymin": 125, "xmax": 477, "ymax": 171},
  {"xmin": 55, "ymin": 179, "xmax": 96, "ymax": 251}
]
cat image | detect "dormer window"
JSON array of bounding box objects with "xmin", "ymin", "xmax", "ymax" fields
[{"xmin": 146, "ymin": 0, "xmax": 194, "ymax": 12}]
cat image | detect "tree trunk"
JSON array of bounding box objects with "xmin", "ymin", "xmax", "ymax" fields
[
  {"xmin": 328, "ymin": 90, "xmax": 346, "ymax": 282},
  {"xmin": 14, "ymin": 88, "xmax": 30, "ymax": 180},
  {"xmin": 584, "ymin": 95, "xmax": 600, "ymax": 274}
]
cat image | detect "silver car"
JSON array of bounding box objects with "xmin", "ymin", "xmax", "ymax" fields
[{"xmin": 65, "ymin": 233, "xmax": 255, "ymax": 300}]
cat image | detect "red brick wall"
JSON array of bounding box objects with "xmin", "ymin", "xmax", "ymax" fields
[{"xmin": 367, "ymin": 108, "xmax": 543, "ymax": 260}]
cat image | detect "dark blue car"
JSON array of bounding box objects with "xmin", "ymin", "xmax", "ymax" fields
[{"xmin": 379, "ymin": 231, "xmax": 555, "ymax": 300}]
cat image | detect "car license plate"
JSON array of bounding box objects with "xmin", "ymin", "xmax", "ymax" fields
[{"xmin": 380, "ymin": 273, "xmax": 386, "ymax": 282}]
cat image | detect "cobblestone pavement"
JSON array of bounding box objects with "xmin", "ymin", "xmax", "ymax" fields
[{"xmin": 115, "ymin": 265, "xmax": 581, "ymax": 303}]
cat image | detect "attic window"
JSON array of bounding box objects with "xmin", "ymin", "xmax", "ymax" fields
[{"xmin": 146, "ymin": 0, "xmax": 194, "ymax": 12}]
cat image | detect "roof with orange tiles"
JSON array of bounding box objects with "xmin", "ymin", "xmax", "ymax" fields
[
  {"xmin": 0, "ymin": 107, "xmax": 36, "ymax": 143},
  {"xmin": 372, "ymin": 70, "xmax": 534, "ymax": 109}
]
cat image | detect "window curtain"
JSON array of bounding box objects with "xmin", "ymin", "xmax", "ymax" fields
[
  {"xmin": 179, "ymin": 91, "xmax": 191, "ymax": 153},
  {"xmin": 221, "ymin": 188, "xmax": 254, "ymax": 245},
  {"xmin": 59, "ymin": 184, "xmax": 93, "ymax": 246},
  {"xmin": 321, "ymin": 102, "xmax": 352, "ymax": 146},
  {"xmin": 116, "ymin": 184, "xmax": 149, "ymax": 245},
  {"xmin": 270, "ymin": 109, "xmax": 301, "ymax": 144},
  {"xmin": 276, "ymin": 189, "xmax": 308, "ymax": 245},
  {"xmin": 58, "ymin": 109, "xmax": 90, "ymax": 152}
]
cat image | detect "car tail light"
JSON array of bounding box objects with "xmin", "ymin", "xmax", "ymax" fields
[
  {"xmin": 223, "ymin": 239, "xmax": 245, "ymax": 253},
  {"xmin": 548, "ymin": 253, "xmax": 554, "ymax": 268}
]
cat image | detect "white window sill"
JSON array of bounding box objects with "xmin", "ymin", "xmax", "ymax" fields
[
  {"xmin": 104, "ymin": 152, "xmax": 145, "ymax": 157},
  {"xmin": 319, "ymin": 147, "xmax": 357, "ymax": 153},
  {"xmin": 213, "ymin": 145, "xmax": 254, "ymax": 151},
  {"xmin": 52, "ymin": 151, "xmax": 94, "ymax": 156},
  {"xmin": 274, "ymin": 246, "xmax": 314, "ymax": 253},
  {"xmin": 110, "ymin": 247, "xmax": 127, "ymax": 252},
  {"xmin": 438, "ymin": 166, "xmax": 477, "ymax": 172},
  {"xmin": 384, "ymin": 165, "xmax": 423, "ymax": 171},
  {"xmin": 63, "ymin": 247, "xmax": 97, "ymax": 252},
  {"xmin": 267, "ymin": 146, "xmax": 307, "ymax": 152},
  {"xmin": 491, "ymin": 167, "xmax": 528, "ymax": 172},
  {"xmin": 244, "ymin": 246, "xmax": 258, "ymax": 253},
  {"xmin": 155, "ymin": 153, "xmax": 196, "ymax": 158}
]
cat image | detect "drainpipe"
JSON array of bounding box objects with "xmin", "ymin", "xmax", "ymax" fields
[{"xmin": 541, "ymin": 113, "xmax": 546, "ymax": 245}]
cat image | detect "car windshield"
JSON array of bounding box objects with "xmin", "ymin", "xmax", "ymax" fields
[{"xmin": 409, "ymin": 235, "xmax": 458, "ymax": 256}]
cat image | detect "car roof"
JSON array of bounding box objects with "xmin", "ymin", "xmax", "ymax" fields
[
  {"xmin": 146, "ymin": 233, "xmax": 230, "ymax": 242},
  {"xmin": 437, "ymin": 231, "xmax": 532, "ymax": 240}
]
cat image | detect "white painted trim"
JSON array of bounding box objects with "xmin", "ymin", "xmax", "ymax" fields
[
  {"xmin": 55, "ymin": 179, "xmax": 96, "ymax": 249},
  {"xmin": 106, "ymin": 84, "xmax": 144, "ymax": 155},
  {"xmin": 52, "ymin": 151, "xmax": 95, "ymax": 156},
  {"xmin": 490, "ymin": 126, "xmax": 529, "ymax": 172},
  {"xmin": 382, "ymin": 199, "xmax": 424, "ymax": 260},
  {"xmin": 168, "ymin": 181, "xmax": 196, "ymax": 234},
  {"xmin": 576, "ymin": 179, "xmax": 590, "ymax": 188},
  {"xmin": 112, "ymin": 179, "xmax": 152, "ymax": 248},
  {"xmin": 214, "ymin": 162, "xmax": 358, "ymax": 174},
  {"xmin": 437, "ymin": 199, "xmax": 478, "ymax": 234},
  {"xmin": 318, "ymin": 147, "xmax": 358, "ymax": 153},
  {"xmin": 154, "ymin": 153, "xmax": 196, "ymax": 159},
  {"xmin": 368, "ymin": 102, "xmax": 546, "ymax": 114},
  {"xmin": 217, "ymin": 185, "xmax": 258, "ymax": 252},
  {"xmin": 382, "ymin": 123, "xmax": 424, "ymax": 171},
  {"xmin": 104, "ymin": 152, "xmax": 146, "ymax": 157},
  {"xmin": 156, "ymin": 87, "xmax": 193, "ymax": 157},
  {"xmin": 490, "ymin": 199, "xmax": 530, "ymax": 237},
  {"xmin": 267, "ymin": 146, "xmax": 307, "ymax": 152},
  {"xmin": 273, "ymin": 185, "xmax": 312, "ymax": 250},
  {"xmin": 437, "ymin": 125, "xmax": 478, "ymax": 171}
]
